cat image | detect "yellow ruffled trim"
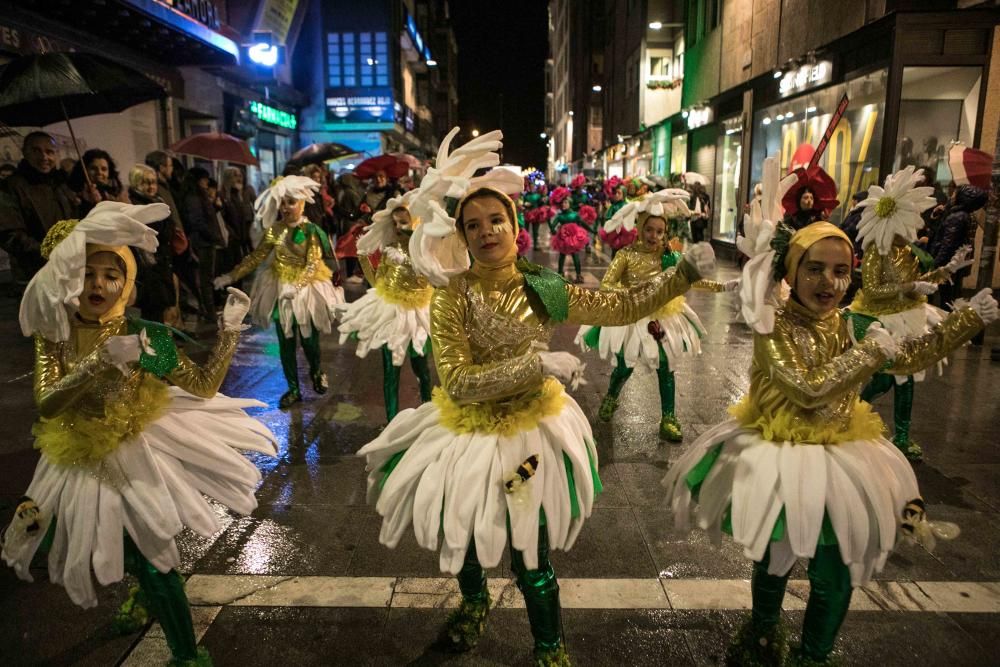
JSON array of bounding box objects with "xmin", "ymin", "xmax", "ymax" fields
[
  {"xmin": 271, "ymin": 260, "xmax": 333, "ymax": 285},
  {"xmin": 33, "ymin": 376, "xmax": 171, "ymax": 466},
  {"xmin": 433, "ymin": 377, "xmax": 566, "ymax": 436},
  {"xmin": 848, "ymin": 290, "xmax": 926, "ymax": 317},
  {"xmin": 653, "ymin": 296, "xmax": 686, "ymax": 319},
  {"xmin": 376, "ymin": 281, "xmax": 433, "ymax": 309},
  {"xmin": 728, "ymin": 396, "xmax": 885, "ymax": 445}
]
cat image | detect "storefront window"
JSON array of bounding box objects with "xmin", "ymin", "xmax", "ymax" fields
[
  {"xmin": 713, "ymin": 125, "xmax": 742, "ymax": 242},
  {"xmin": 670, "ymin": 132, "xmax": 687, "ymax": 177},
  {"xmin": 750, "ymin": 69, "xmax": 887, "ymax": 225},
  {"xmin": 895, "ymin": 66, "xmax": 982, "ymax": 185}
]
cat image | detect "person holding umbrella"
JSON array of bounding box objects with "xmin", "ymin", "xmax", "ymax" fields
[
  {"xmin": 213, "ymin": 176, "xmax": 346, "ymax": 409},
  {"xmin": 68, "ymin": 148, "xmax": 130, "ymax": 214}
]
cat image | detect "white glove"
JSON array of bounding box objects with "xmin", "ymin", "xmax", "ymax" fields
[
  {"xmin": 213, "ymin": 274, "xmax": 233, "ymax": 290},
  {"xmin": 944, "ymin": 245, "xmax": 974, "ymax": 274},
  {"xmin": 221, "ymin": 287, "xmax": 252, "ymax": 331},
  {"xmin": 864, "ymin": 322, "xmax": 898, "ymax": 361},
  {"xmin": 101, "ymin": 329, "xmax": 154, "ymax": 375},
  {"xmin": 909, "ymin": 281, "xmax": 938, "ymax": 296},
  {"xmin": 685, "ymin": 242, "xmax": 716, "ymax": 277},
  {"xmin": 723, "ymin": 278, "xmax": 740, "ymax": 292},
  {"xmin": 538, "ymin": 351, "xmax": 588, "ymax": 391},
  {"xmin": 962, "ymin": 288, "xmax": 999, "ymax": 325}
]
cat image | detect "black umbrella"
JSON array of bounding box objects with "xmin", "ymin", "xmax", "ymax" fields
[
  {"xmin": 288, "ymin": 142, "xmax": 358, "ymax": 166},
  {"xmin": 0, "ymin": 52, "xmax": 166, "ymax": 182}
]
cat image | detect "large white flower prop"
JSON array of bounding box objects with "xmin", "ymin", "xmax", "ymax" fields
[
  {"xmin": 253, "ymin": 175, "xmax": 321, "ymax": 231},
  {"xmin": 408, "ymin": 127, "xmax": 518, "ymax": 286},
  {"xmin": 856, "ymin": 165, "xmax": 937, "ymax": 256},
  {"xmin": 603, "ymin": 188, "xmax": 691, "ymax": 234},
  {"xmin": 736, "ymin": 157, "xmax": 799, "ymax": 334},
  {"xmin": 19, "ymin": 201, "xmax": 168, "ymax": 342}
]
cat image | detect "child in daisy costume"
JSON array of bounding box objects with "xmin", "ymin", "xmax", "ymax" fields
[
  {"xmin": 335, "ymin": 190, "xmax": 434, "ymax": 421},
  {"xmin": 3, "ymin": 202, "xmax": 277, "ymax": 667},
  {"xmin": 597, "ymin": 180, "xmax": 633, "ymax": 258},
  {"xmin": 357, "ymin": 128, "xmax": 716, "ymax": 666},
  {"xmin": 845, "ymin": 166, "xmax": 973, "ymax": 461},
  {"xmin": 575, "ymin": 189, "xmax": 737, "ymax": 441},
  {"xmin": 662, "ymin": 160, "xmax": 996, "ymax": 665},
  {"xmin": 214, "ymin": 176, "xmax": 346, "ymax": 409}
]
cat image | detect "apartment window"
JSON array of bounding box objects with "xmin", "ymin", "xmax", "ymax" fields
[
  {"xmin": 649, "ymin": 56, "xmax": 671, "ymax": 79},
  {"xmin": 327, "ymin": 31, "xmax": 388, "ymax": 89}
]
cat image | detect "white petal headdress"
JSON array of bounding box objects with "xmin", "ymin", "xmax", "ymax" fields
[
  {"xmin": 603, "ymin": 188, "xmax": 691, "ymax": 234},
  {"xmin": 19, "ymin": 201, "xmax": 168, "ymax": 342},
  {"xmin": 254, "ymin": 175, "xmax": 320, "ymax": 231},
  {"xmin": 356, "ymin": 189, "xmax": 419, "ymax": 256},
  {"xmin": 855, "ymin": 165, "xmax": 937, "ymax": 256}
]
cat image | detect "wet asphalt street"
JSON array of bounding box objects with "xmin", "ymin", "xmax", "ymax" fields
[{"xmin": 1, "ymin": 242, "xmax": 999, "ymax": 666}]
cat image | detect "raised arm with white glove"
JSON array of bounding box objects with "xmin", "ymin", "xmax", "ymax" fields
[
  {"xmin": 213, "ymin": 273, "xmax": 234, "ymax": 290},
  {"xmin": 944, "ymin": 245, "xmax": 974, "ymax": 275},
  {"xmin": 863, "ymin": 322, "xmax": 899, "ymax": 362},
  {"xmin": 537, "ymin": 350, "xmax": 588, "ymax": 391},
  {"xmin": 685, "ymin": 242, "xmax": 716, "ymax": 277},
  {"xmin": 221, "ymin": 287, "xmax": 252, "ymax": 331},
  {"xmin": 955, "ymin": 288, "xmax": 999, "ymax": 326},
  {"xmin": 908, "ymin": 281, "xmax": 938, "ymax": 296}
]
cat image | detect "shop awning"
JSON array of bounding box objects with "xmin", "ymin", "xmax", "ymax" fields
[{"xmin": 15, "ymin": 0, "xmax": 240, "ymax": 66}]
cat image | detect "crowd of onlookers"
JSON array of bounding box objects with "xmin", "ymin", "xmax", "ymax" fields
[{"xmin": 0, "ymin": 131, "xmax": 410, "ymax": 331}]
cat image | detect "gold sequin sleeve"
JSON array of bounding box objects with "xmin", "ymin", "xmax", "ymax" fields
[
  {"xmin": 359, "ymin": 254, "xmax": 377, "ymax": 286},
  {"xmin": 229, "ymin": 227, "xmax": 278, "ymax": 282},
  {"xmin": 756, "ymin": 320, "xmax": 886, "ymax": 410},
  {"xmin": 166, "ymin": 330, "xmax": 240, "ymax": 399},
  {"xmin": 889, "ymin": 306, "xmax": 983, "ymax": 376},
  {"xmin": 859, "ymin": 250, "xmax": 905, "ymax": 304},
  {"xmin": 599, "ymin": 250, "xmax": 629, "ymax": 290},
  {"xmin": 693, "ymin": 279, "xmax": 727, "ymax": 292},
  {"xmin": 567, "ymin": 258, "xmax": 700, "ymax": 326},
  {"xmin": 33, "ymin": 336, "xmax": 110, "ymax": 419},
  {"xmin": 430, "ymin": 283, "xmax": 543, "ymax": 404},
  {"xmin": 919, "ymin": 266, "xmax": 953, "ymax": 285}
]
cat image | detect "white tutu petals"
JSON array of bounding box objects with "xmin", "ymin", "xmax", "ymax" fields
[
  {"xmin": 663, "ymin": 420, "xmax": 919, "ymax": 586},
  {"xmin": 358, "ymin": 398, "xmax": 598, "ymax": 574},
  {"xmin": 336, "ymin": 289, "xmax": 431, "ymax": 365},
  {"xmin": 4, "ymin": 388, "xmax": 276, "ymax": 608},
  {"xmin": 248, "ymin": 269, "xmax": 345, "ymax": 338},
  {"xmin": 576, "ymin": 306, "xmax": 704, "ymax": 369}
]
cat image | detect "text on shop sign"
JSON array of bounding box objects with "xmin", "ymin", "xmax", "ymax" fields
[{"xmin": 779, "ymin": 61, "xmax": 833, "ymax": 97}]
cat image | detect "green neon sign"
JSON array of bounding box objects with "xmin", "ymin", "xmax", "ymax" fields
[{"xmin": 249, "ymin": 100, "xmax": 297, "ymax": 130}]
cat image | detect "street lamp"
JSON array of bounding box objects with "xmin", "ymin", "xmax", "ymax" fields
[
  {"xmin": 649, "ymin": 21, "xmax": 663, "ymax": 30},
  {"xmin": 426, "ymin": 59, "xmax": 438, "ymax": 67},
  {"xmin": 592, "ymin": 84, "xmax": 602, "ymax": 92},
  {"xmin": 471, "ymin": 129, "xmax": 480, "ymax": 138},
  {"xmin": 540, "ymin": 132, "xmax": 547, "ymax": 139},
  {"xmin": 773, "ymin": 70, "xmax": 783, "ymax": 79}
]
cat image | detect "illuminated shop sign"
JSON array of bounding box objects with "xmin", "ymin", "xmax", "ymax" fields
[
  {"xmin": 249, "ymin": 100, "xmax": 297, "ymax": 129},
  {"xmin": 156, "ymin": 0, "xmax": 221, "ymax": 30},
  {"xmin": 404, "ymin": 11, "xmax": 433, "ymax": 62},
  {"xmin": 779, "ymin": 60, "xmax": 833, "ymax": 98},
  {"xmin": 686, "ymin": 106, "xmax": 712, "ymax": 129},
  {"xmin": 325, "ymin": 88, "xmax": 395, "ymax": 124}
]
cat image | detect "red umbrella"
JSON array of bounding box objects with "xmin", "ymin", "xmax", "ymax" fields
[
  {"xmin": 948, "ymin": 143, "xmax": 991, "ymax": 190},
  {"xmin": 170, "ymin": 132, "xmax": 259, "ymax": 166},
  {"xmin": 354, "ymin": 154, "xmax": 409, "ymax": 180}
]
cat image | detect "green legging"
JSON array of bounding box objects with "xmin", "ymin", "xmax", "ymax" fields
[
  {"xmin": 531, "ymin": 223, "xmax": 541, "ymax": 246},
  {"xmin": 457, "ymin": 528, "xmax": 562, "ymax": 652},
  {"xmin": 275, "ymin": 322, "xmax": 322, "ymax": 395},
  {"xmin": 557, "ymin": 253, "xmax": 582, "ymax": 278},
  {"xmin": 861, "ymin": 372, "xmax": 915, "ymax": 445},
  {"xmin": 752, "ymin": 543, "xmax": 853, "ymax": 661},
  {"xmin": 607, "ymin": 349, "xmax": 676, "ymax": 415},
  {"xmin": 381, "ymin": 345, "xmax": 433, "ymax": 421}
]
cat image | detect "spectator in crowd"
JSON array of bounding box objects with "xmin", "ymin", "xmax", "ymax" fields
[
  {"xmin": 181, "ymin": 166, "xmax": 224, "ymax": 321},
  {"xmin": 689, "ymin": 182, "xmax": 711, "ymax": 242},
  {"xmin": 128, "ymin": 163, "xmax": 180, "ymax": 326},
  {"xmin": 69, "ymin": 148, "xmax": 130, "ymax": 214},
  {"xmin": 59, "ymin": 157, "xmax": 76, "ymax": 179},
  {"xmin": 363, "ymin": 169, "xmax": 401, "ymax": 214},
  {"xmin": 301, "ymin": 163, "xmax": 334, "ymax": 233},
  {"xmin": 0, "ymin": 131, "xmax": 78, "ymax": 279},
  {"xmin": 220, "ymin": 166, "xmax": 256, "ymax": 265},
  {"xmin": 929, "ymin": 184, "xmax": 987, "ymax": 308},
  {"xmin": 0, "ymin": 163, "xmax": 15, "ymax": 180},
  {"xmin": 334, "ymin": 172, "xmax": 367, "ymax": 283}
]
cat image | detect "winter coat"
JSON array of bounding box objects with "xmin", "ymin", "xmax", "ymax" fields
[
  {"xmin": 0, "ymin": 160, "xmax": 78, "ymax": 276},
  {"xmin": 929, "ymin": 185, "xmax": 988, "ymax": 268}
]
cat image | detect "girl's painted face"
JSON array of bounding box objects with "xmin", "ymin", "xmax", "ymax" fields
[
  {"xmin": 88, "ymin": 158, "xmax": 110, "ymax": 185},
  {"xmin": 794, "ymin": 238, "xmax": 853, "ymax": 316},
  {"xmin": 643, "ymin": 216, "xmax": 667, "ymax": 248},
  {"xmin": 391, "ymin": 207, "xmax": 413, "ymax": 235},
  {"xmin": 280, "ymin": 195, "xmax": 305, "ymax": 225},
  {"xmin": 461, "ymin": 196, "xmax": 515, "ymax": 265},
  {"xmin": 79, "ymin": 252, "xmax": 125, "ymax": 321}
]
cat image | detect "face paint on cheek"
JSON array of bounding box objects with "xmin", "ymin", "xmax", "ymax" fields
[
  {"xmin": 834, "ymin": 276, "xmax": 851, "ymax": 293},
  {"xmin": 490, "ymin": 221, "xmax": 513, "ymax": 237}
]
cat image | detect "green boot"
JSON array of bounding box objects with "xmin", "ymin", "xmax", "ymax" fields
[
  {"xmin": 659, "ymin": 413, "xmax": 683, "ymax": 442},
  {"xmin": 534, "ymin": 643, "xmax": 572, "ymax": 666},
  {"xmin": 113, "ymin": 584, "xmax": 149, "ymax": 634},
  {"xmin": 725, "ymin": 617, "xmax": 789, "ymax": 667},
  {"xmin": 279, "ymin": 389, "xmax": 302, "ymax": 409},
  {"xmin": 444, "ymin": 590, "xmax": 491, "ymax": 651},
  {"xmin": 169, "ymin": 646, "xmax": 213, "ymax": 667},
  {"xmin": 598, "ymin": 395, "xmax": 618, "ymax": 422},
  {"xmin": 891, "ymin": 378, "xmax": 921, "ymax": 462},
  {"xmin": 788, "ymin": 645, "xmax": 841, "ymax": 666},
  {"xmin": 892, "ymin": 432, "xmax": 922, "ymax": 462}
]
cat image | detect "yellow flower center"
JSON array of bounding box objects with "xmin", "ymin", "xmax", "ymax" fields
[{"xmin": 874, "ymin": 196, "xmax": 897, "ymax": 219}]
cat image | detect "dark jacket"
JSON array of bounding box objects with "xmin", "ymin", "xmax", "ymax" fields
[
  {"xmin": 128, "ymin": 188, "xmax": 175, "ymax": 318},
  {"xmin": 182, "ymin": 190, "xmax": 223, "ymax": 248},
  {"xmin": 0, "ymin": 160, "xmax": 78, "ymax": 275},
  {"xmin": 929, "ymin": 185, "xmax": 988, "ymax": 268},
  {"xmin": 155, "ymin": 176, "xmax": 185, "ymax": 234},
  {"xmin": 839, "ymin": 206, "xmax": 864, "ymax": 258},
  {"xmin": 783, "ymin": 209, "xmax": 823, "ymax": 231},
  {"xmin": 221, "ymin": 187, "xmax": 256, "ymax": 247}
]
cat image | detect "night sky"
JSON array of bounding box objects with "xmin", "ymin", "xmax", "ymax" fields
[{"xmin": 449, "ymin": 1, "xmax": 548, "ymax": 169}]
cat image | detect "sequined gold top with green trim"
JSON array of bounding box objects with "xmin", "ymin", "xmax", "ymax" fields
[
  {"xmin": 360, "ymin": 244, "xmax": 433, "ymax": 309},
  {"xmin": 33, "ymin": 317, "xmax": 239, "ymax": 466},
  {"xmin": 850, "ymin": 243, "xmax": 952, "ymax": 318},
  {"xmin": 730, "ymin": 298, "xmax": 983, "ymax": 444},
  {"xmin": 600, "ymin": 244, "xmax": 723, "ymax": 318},
  {"xmin": 431, "ymin": 258, "xmax": 700, "ymax": 408},
  {"xmin": 229, "ymin": 219, "xmax": 333, "ymax": 288}
]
